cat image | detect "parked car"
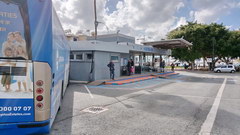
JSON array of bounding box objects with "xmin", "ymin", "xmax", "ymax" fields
[
  {"xmin": 234, "ymin": 63, "xmax": 240, "ymax": 72},
  {"xmin": 214, "ymin": 65, "xmax": 236, "ymax": 73}
]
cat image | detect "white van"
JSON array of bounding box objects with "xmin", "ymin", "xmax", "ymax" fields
[{"xmin": 214, "ymin": 65, "xmax": 236, "ymax": 73}]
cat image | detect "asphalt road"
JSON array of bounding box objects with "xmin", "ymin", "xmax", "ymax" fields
[{"xmin": 50, "ymin": 71, "xmax": 240, "ymax": 135}]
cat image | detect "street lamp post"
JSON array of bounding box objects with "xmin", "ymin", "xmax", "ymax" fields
[{"xmin": 94, "ymin": 0, "xmax": 97, "ymax": 40}]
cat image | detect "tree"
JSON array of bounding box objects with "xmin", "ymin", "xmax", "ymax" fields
[
  {"xmin": 227, "ymin": 31, "xmax": 240, "ymax": 59},
  {"xmin": 167, "ymin": 22, "xmax": 235, "ymax": 68},
  {"xmin": 168, "ymin": 22, "xmax": 207, "ymax": 68}
]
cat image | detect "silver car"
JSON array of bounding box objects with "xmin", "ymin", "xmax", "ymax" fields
[
  {"xmin": 214, "ymin": 65, "xmax": 236, "ymax": 73},
  {"xmin": 234, "ymin": 63, "xmax": 240, "ymax": 71}
]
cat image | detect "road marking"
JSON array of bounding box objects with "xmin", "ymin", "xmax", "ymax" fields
[
  {"xmin": 228, "ymin": 79, "xmax": 237, "ymax": 82},
  {"xmin": 84, "ymin": 85, "xmax": 94, "ymax": 98},
  {"xmin": 199, "ymin": 78, "xmax": 227, "ymax": 135},
  {"xmin": 153, "ymin": 92, "xmax": 213, "ymax": 99}
]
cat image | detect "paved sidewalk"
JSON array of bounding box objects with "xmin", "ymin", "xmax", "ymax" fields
[
  {"xmin": 104, "ymin": 72, "xmax": 179, "ymax": 85},
  {"xmin": 88, "ymin": 72, "xmax": 177, "ymax": 86}
]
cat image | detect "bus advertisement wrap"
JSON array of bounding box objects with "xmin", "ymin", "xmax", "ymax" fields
[
  {"xmin": 0, "ymin": 1, "xmax": 29, "ymax": 59},
  {"xmin": 0, "ymin": 0, "xmax": 34, "ymax": 123},
  {"xmin": 0, "ymin": 61, "xmax": 34, "ymax": 123},
  {"xmin": 0, "ymin": 99, "xmax": 34, "ymax": 122}
]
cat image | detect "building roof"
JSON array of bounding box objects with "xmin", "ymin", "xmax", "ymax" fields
[
  {"xmin": 86, "ymin": 33, "xmax": 135, "ymax": 43},
  {"xmin": 70, "ymin": 41, "xmax": 171, "ymax": 55},
  {"xmin": 70, "ymin": 40, "xmax": 129, "ymax": 53},
  {"xmin": 143, "ymin": 38, "xmax": 192, "ymax": 49},
  {"xmin": 87, "ymin": 33, "xmax": 135, "ymax": 40}
]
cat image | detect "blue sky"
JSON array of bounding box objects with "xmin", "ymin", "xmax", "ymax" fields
[
  {"xmin": 218, "ymin": 8, "xmax": 240, "ymax": 30},
  {"xmin": 105, "ymin": 0, "xmax": 122, "ymax": 14},
  {"xmin": 53, "ymin": 0, "xmax": 240, "ymax": 40}
]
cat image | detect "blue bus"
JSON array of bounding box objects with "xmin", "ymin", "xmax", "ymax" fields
[{"xmin": 0, "ymin": 0, "xmax": 70, "ymax": 134}]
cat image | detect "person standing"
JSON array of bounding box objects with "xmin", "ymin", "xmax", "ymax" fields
[
  {"xmin": 127, "ymin": 60, "xmax": 131, "ymax": 76},
  {"xmin": 162, "ymin": 60, "xmax": 165, "ymax": 72},
  {"xmin": 130, "ymin": 59, "xmax": 134, "ymax": 74},
  {"xmin": 107, "ymin": 61, "xmax": 115, "ymax": 80},
  {"xmin": 171, "ymin": 63, "xmax": 175, "ymax": 71},
  {"xmin": 159, "ymin": 61, "xmax": 162, "ymax": 72}
]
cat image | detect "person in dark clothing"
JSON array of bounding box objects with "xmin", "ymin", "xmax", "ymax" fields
[
  {"xmin": 171, "ymin": 63, "xmax": 175, "ymax": 71},
  {"xmin": 127, "ymin": 60, "xmax": 131, "ymax": 76},
  {"xmin": 160, "ymin": 60, "xmax": 163, "ymax": 72},
  {"xmin": 162, "ymin": 60, "xmax": 165, "ymax": 72},
  {"xmin": 107, "ymin": 61, "xmax": 115, "ymax": 80},
  {"xmin": 131, "ymin": 59, "xmax": 134, "ymax": 66},
  {"xmin": 184, "ymin": 63, "xmax": 187, "ymax": 69},
  {"xmin": 130, "ymin": 59, "xmax": 134, "ymax": 74}
]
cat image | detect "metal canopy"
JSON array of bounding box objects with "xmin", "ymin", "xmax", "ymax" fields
[{"xmin": 143, "ymin": 38, "xmax": 192, "ymax": 49}]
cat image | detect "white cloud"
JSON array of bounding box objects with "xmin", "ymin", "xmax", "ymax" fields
[
  {"xmin": 225, "ymin": 25, "xmax": 233, "ymax": 29},
  {"xmin": 53, "ymin": 0, "xmax": 106, "ymax": 34},
  {"xmin": 238, "ymin": 2, "xmax": 240, "ymax": 8},
  {"xmin": 191, "ymin": 0, "xmax": 239, "ymax": 23},
  {"xmin": 53, "ymin": 0, "xmax": 189, "ymax": 39},
  {"xmin": 103, "ymin": 0, "xmax": 189, "ymax": 40},
  {"xmin": 52, "ymin": 0, "xmax": 239, "ymax": 40},
  {"xmin": 193, "ymin": 8, "xmax": 220, "ymax": 23},
  {"xmin": 175, "ymin": 17, "xmax": 187, "ymax": 28},
  {"xmin": 176, "ymin": 2, "xmax": 185, "ymax": 11}
]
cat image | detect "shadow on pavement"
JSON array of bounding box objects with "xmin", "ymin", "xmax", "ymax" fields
[
  {"xmin": 50, "ymin": 85, "xmax": 76, "ymax": 135},
  {"xmin": 49, "ymin": 75, "xmax": 240, "ymax": 134}
]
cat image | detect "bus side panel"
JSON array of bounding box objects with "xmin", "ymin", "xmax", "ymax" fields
[
  {"xmin": 50, "ymin": 8, "xmax": 70, "ymax": 126},
  {"xmin": 27, "ymin": 0, "xmax": 53, "ymax": 66},
  {"xmin": 27, "ymin": 0, "xmax": 53, "ymax": 133}
]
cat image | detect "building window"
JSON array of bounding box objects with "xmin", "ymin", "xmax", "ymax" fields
[
  {"xmin": 111, "ymin": 56, "xmax": 119, "ymax": 62},
  {"xmin": 86, "ymin": 53, "xmax": 93, "ymax": 60},
  {"xmin": 70, "ymin": 54, "xmax": 74, "ymax": 60},
  {"xmin": 76, "ymin": 54, "xmax": 83, "ymax": 60}
]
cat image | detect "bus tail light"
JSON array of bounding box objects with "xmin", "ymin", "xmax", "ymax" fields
[
  {"xmin": 36, "ymin": 95, "xmax": 43, "ymax": 101},
  {"xmin": 36, "ymin": 80, "xmax": 44, "ymax": 86},
  {"xmin": 36, "ymin": 88, "xmax": 44, "ymax": 94},
  {"xmin": 36, "ymin": 103, "xmax": 43, "ymax": 109}
]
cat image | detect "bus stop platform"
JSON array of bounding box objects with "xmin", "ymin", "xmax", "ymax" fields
[{"xmin": 104, "ymin": 72, "xmax": 179, "ymax": 85}]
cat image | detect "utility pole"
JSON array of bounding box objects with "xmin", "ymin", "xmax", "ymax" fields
[
  {"xmin": 94, "ymin": 0, "xmax": 97, "ymax": 40},
  {"xmin": 89, "ymin": 0, "xmax": 97, "ymax": 82},
  {"xmin": 116, "ymin": 30, "xmax": 120, "ymax": 44},
  {"xmin": 212, "ymin": 37, "xmax": 216, "ymax": 70}
]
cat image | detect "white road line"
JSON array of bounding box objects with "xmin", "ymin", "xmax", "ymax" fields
[
  {"xmin": 84, "ymin": 85, "xmax": 94, "ymax": 98},
  {"xmin": 199, "ymin": 78, "xmax": 227, "ymax": 135},
  {"xmin": 228, "ymin": 79, "xmax": 237, "ymax": 82}
]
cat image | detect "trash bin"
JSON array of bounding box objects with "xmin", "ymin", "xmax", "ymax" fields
[{"xmin": 135, "ymin": 66, "xmax": 141, "ymax": 74}]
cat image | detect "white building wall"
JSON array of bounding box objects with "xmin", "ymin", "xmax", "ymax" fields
[{"xmin": 94, "ymin": 52, "xmax": 121, "ymax": 80}]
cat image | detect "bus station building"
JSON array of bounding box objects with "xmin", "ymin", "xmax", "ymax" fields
[{"xmin": 69, "ymin": 34, "xmax": 192, "ymax": 82}]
